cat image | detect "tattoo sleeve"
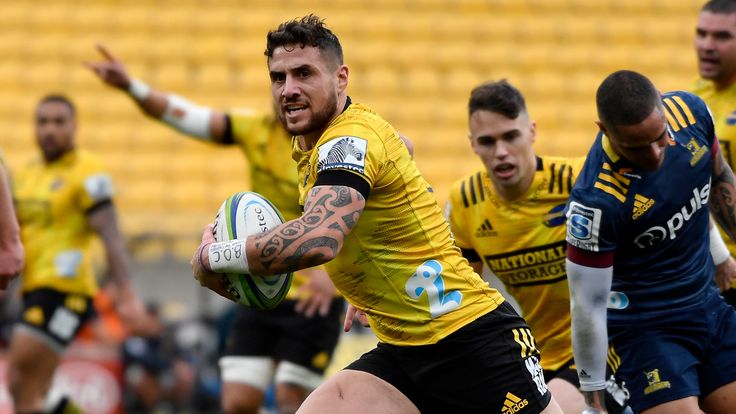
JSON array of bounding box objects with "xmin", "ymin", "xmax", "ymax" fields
[
  {"xmin": 248, "ymin": 185, "xmax": 365, "ymax": 274},
  {"xmin": 710, "ymin": 149, "xmax": 736, "ymax": 242}
]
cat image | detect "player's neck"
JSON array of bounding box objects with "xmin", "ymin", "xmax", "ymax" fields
[{"xmin": 713, "ymin": 72, "xmax": 736, "ymax": 92}]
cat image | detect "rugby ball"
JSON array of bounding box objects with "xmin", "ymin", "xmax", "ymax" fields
[{"xmin": 213, "ymin": 192, "xmax": 293, "ymax": 309}]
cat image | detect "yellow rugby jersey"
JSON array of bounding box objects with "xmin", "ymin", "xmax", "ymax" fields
[
  {"xmin": 13, "ymin": 150, "xmax": 113, "ymax": 296},
  {"xmin": 447, "ymin": 156, "xmax": 585, "ymax": 370},
  {"xmin": 692, "ymin": 80, "xmax": 736, "ymax": 289},
  {"xmin": 292, "ymin": 102, "xmax": 505, "ymax": 346},
  {"xmin": 230, "ymin": 110, "xmax": 320, "ymax": 298}
]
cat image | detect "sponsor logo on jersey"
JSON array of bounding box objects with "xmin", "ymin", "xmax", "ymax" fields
[
  {"xmin": 685, "ymin": 138, "xmax": 707, "ymax": 167},
  {"xmin": 484, "ymin": 241, "xmax": 567, "ymax": 286},
  {"xmin": 632, "ymin": 194, "xmax": 655, "ymax": 220},
  {"xmin": 566, "ymin": 202, "xmax": 602, "ymax": 251},
  {"xmin": 316, "ymin": 136, "xmax": 367, "ymax": 174},
  {"xmin": 543, "ymin": 203, "xmax": 567, "ymax": 227},
  {"xmin": 501, "ymin": 392, "xmax": 529, "ymax": 413},
  {"xmin": 633, "ymin": 179, "xmax": 710, "ymax": 248},
  {"xmin": 475, "ymin": 219, "xmax": 497, "ymax": 237},
  {"xmin": 643, "ymin": 369, "xmax": 671, "ymax": 395}
]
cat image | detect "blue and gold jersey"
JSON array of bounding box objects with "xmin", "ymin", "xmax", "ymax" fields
[
  {"xmin": 293, "ymin": 101, "xmax": 505, "ymax": 346},
  {"xmin": 566, "ymin": 91, "xmax": 719, "ymax": 323},
  {"xmin": 447, "ymin": 156, "xmax": 585, "ymax": 371}
]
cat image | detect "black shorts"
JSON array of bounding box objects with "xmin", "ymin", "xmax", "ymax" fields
[
  {"xmin": 224, "ymin": 298, "xmax": 343, "ymax": 374},
  {"xmin": 346, "ymin": 302, "xmax": 552, "ymax": 414},
  {"xmin": 18, "ymin": 288, "xmax": 94, "ymax": 350}
]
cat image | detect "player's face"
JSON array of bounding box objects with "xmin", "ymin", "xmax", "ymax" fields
[
  {"xmin": 469, "ymin": 109, "xmax": 536, "ymax": 199},
  {"xmin": 35, "ymin": 101, "xmax": 76, "ymax": 163},
  {"xmin": 604, "ymin": 108, "xmax": 669, "ymax": 171},
  {"xmin": 695, "ymin": 11, "xmax": 736, "ymax": 87},
  {"xmin": 268, "ymin": 45, "xmax": 348, "ymax": 140}
]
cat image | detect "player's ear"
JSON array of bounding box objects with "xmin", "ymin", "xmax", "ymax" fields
[
  {"xmin": 336, "ymin": 65, "xmax": 348, "ymax": 94},
  {"xmin": 595, "ymin": 120, "xmax": 608, "ymax": 136},
  {"xmin": 529, "ymin": 121, "xmax": 537, "ymax": 144}
]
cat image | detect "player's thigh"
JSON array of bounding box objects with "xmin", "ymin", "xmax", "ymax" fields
[
  {"xmin": 547, "ymin": 378, "xmax": 584, "ymax": 414},
  {"xmin": 221, "ymin": 379, "xmax": 267, "ymax": 414},
  {"xmin": 296, "ymin": 369, "xmax": 419, "ymax": 414},
  {"xmin": 7, "ymin": 328, "xmax": 60, "ymax": 386},
  {"xmin": 700, "ymin": 380, "xmax": 736, "ymax": 414}
]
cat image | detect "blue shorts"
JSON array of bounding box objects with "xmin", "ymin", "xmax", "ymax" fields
[{"xmin": 608, "ymin": 292, "xmax": 736, "ymax": 413}]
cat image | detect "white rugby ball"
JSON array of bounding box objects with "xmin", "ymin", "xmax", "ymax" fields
[{"xmin": 213, "ymin": 192, "xmax": 293, "ymax": 309}]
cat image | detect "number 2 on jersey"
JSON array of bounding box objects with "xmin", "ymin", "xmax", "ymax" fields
[{"xmin": 405, "ymin": 260, "xmax": 463, "ymax": 318}]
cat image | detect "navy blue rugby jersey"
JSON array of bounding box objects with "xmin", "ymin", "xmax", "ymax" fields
[{"xmin": 566, "ymin": 91, "xmax": 720, "ymax": 323}]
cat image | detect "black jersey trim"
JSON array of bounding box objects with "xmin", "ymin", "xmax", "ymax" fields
[
  {"xmin": 84, "ymin": 199, "xmax": 113, "ymax": 216},
  {"xmin": 314, "ymin": 169, "xmax": 371, "ymax": 199},
  {"xmin": 461, "ymin": 247, "xmax": 481, "ymax": 262},
  {"xmin": 220, "ymin": 114, "xmax": 235, "ymax": 144}
]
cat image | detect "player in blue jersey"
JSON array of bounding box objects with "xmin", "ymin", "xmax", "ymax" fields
[{"xmin": 565, "ymin": 70, "xmax": 736, "ymax": 413}]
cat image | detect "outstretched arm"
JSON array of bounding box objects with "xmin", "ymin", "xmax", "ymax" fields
[
  {"xmin": 86, "ymin": 44, "xmax": 229, "ymax": 141},
  {"xmin": 191, "ymin": 185, "xmax": 365, "ymax": 299}
]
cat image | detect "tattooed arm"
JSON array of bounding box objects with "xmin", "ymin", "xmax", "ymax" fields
[
  {"xmin": 710, "ymin": 148, "xmax": 736, "ymax": 243},
  {"xmin": 192, "ymin": 185, "xmax": 364, "ymax": 298}
]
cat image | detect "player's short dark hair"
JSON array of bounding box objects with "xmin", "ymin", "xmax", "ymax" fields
[
  {"xmin": 265, "ymin": 14, "xmax": 343, "ymax": 68},
  {"xmin": 702, "ymin": 0, "xmax": 736, "ymax": 14},
  {"xmin": 38, "ymin": 94, "xmax": 76, "ymax": 117},
  {"xmin": 468, "ymin": 79, "xmax": 527, "ymax": 119},
  {"xmin": 596, "ymin": 70, "xmax": 660, "ymax": 129}
]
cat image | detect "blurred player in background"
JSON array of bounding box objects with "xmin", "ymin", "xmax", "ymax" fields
[
  {"xmin": 87, "ymin": 45, "xmax": 343, "ymax": 414},
  {"xmin": 446, "ymin": 80, "xmax": 631, "ymax": 414},
  {"xmin": 566, "ymin": 70, "xmax": 736, "ymax": 413},
  {"xmin": 192, "ymin": 15, "xmax": 563, "ymax": 414},
  {"xmin": 693, "ymin": 0, "xmax": 736, "ymax": 307},
  {"xmin": 9, "ymin": 95, "xmax": 145, "ymax": 414},
  {"xmin": 0, "ymin": 157, "xmax": 23, "ymax": 287}
]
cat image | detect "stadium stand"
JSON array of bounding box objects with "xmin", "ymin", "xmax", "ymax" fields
[{"xmin": 0, "ymin": 0, "xmax": 703, "ymax": 261}]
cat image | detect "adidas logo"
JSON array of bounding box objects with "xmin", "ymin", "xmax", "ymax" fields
[
  {"xmin": 632, "ymin": 194, "xmax": 655, "ymax": 220},
  {"xmin": 475, "ymin": 219, "xmax": 498, "ymax": 237},
  {"xmin": 501, "ymin": 392, "xmax": 528, "ymax": 413}
]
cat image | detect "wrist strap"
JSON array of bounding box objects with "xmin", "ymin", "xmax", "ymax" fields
[
  {"xmin": 209, "ymin": 239, "xmax": 249, "ymax": 273},
  {"xmin": 710, "ymin": 225, "xmax": 730, "ymax": 265},
  {"xmin": 128, "ymin": 78, "xmax": 151, "ymax": 101}
]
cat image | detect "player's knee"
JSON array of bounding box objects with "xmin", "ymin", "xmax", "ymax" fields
[
  {"xmin": 221, "ymin": 390, "xmax": 263, "ymax": 414},
  {"xmin": 275, "ymin": 383, "xmax": 310, "ymax": 414}
]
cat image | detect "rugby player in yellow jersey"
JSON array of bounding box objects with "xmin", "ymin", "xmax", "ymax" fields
[
  {"xmin": 446, "ymin": 80, "xmax": 636, "ymax": 414},
  {"xmin": 693, "ymin": 0, "xmax": 736, "ymax": 308},
  {"xmin": 0, "ymin": 154, "xmax": 23, "ymax": 287},
  {"xmin": 10, "ymin": 95, "xmax": 144, "ymax": 414},
  {"xmin": 87, "ymin": 45, "xmax": 342, "ymax": 414},
  {"xmin": 191, "ymin": 15, "xmax": 563, "ymax": 414}
]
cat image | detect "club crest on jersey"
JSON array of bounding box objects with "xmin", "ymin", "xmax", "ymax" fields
[
  {"xmin": 566, "ymin": 202, "xmax": 602, "ymax": 251},
  {"xmin": 643, "ymin": 369, "xmax": 671, "ymax": 395},
  {"xmin": 543, "ymin": 203, "xmax": 567, "ymax": 227},
  {"xmin": 317, "ymin": 136, "xmax": 367, "ymax": 174},
  {"xmin": 475, "ymin": 219, "xmax": 497, "ymax": 237},
  {"xmin": 685, "ymin": 138, "xmax": 707, "ymax": 167}
]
